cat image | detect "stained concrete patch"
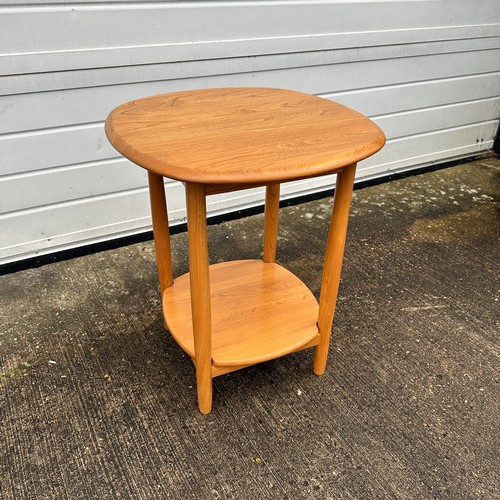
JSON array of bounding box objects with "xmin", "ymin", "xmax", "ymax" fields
[
  {"xmin": 1, "ymin": 156, "xmax": 499, "ymax": 498},
  {"xmin": 410, "ymin": 205, "xmax": 499, "ymax": 243}
]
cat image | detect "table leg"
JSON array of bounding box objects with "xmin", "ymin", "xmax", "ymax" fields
[
  {"xmin": 185, "ymin": 182, "xmax": 213, "ymax": 414},
  {"xmin": 147, "ymin": 172, "xmax": 173, "ymax": 295},
  {"xmin": 263, "ymin": 183, "xmax": 280, "ymax": 263},
  {"xmin": 314, "ymin": 163, "xmax": 357, "ymax": 375}
]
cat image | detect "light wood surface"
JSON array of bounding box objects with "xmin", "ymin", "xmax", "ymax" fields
[
  {"xmin": 147, "ymin": 171, "xmax": 173, "ymax": 294},
  {"xmin": 211, "ymin": 333, "xmax": 321, "ymax": 377},
  {"xmin": 313, "ymin": 164, "xmax": 357, "ymax": 375},
  {"xmin": 263, "ymin": 183, "xmax": 280, "ymax": 263},
  {"xmin": 185, "ymin": 183, "xmax": 212, "ymax": 414},
  {"xmin": 163, "ymin": 260, "xmax": 319, "ymax": 367},
  {"xmin": 105, "ymin": 87, "xmax": 385, "ymax": 184},
  {"xmin": 107, "ymin": 87, "xmax": 386, "ymax": 413}
]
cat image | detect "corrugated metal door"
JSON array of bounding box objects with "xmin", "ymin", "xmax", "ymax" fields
[{"xmin": 1, "ymin": 0, "xmax": 499, "ymax": 265}]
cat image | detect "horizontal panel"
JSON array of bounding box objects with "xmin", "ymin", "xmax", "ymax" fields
[
  {"xmin": 3, "ymin": 41, "xmax": 500, "ymax": 96},
  {"xmin": 0, "ymin": 0, "xmax": 185, "ymax": 3},
  {"xmin": 2, "ymin": 71, "xmax": 499, "ymax": 137},
  {"xmin": 2, "ymin": 0, "xmax": 490, "ymax": 4},
  {"xmin": 0, "ymin": 189, "xmax": 154, "ymax": 261},
  {"xmin": 1, "ymin": 121, "xmax": 495, "ymax": 265},
  {"xmin": 2, "ymin": 63, "xmax": 499, "ymax": 136},
  {"xmin": 0, "ymin": 123, "xmax": 117, "ymax": 176},
  {"xmin": 358, "ymin": 121, "xmax": 498, "ymax": 178},
  {"xmin": 372, "ymin": 97, "xmax": 500, "ymax": 140},
  {"xmin": 2, "ymin": 1, "xmax": 498, "ymax": 56},
  {"xmin": 328, "ymin": 72, "xmax": 500, "ymax": 117},
  {"xmin": 3, "ymin": 25, "xmax": 500, "ymax": 77},
  {"xmin": 2, "ymin": 98, "xmax": 498, "ymax": 209},
  {"xmin": 0, "ymin": 160, "xmax": 147, "ymax": 214}
]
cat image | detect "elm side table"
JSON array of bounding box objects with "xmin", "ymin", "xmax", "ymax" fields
[{"xmin": 105, "ymin": 87, "xmax": 385, "ymax": 413}]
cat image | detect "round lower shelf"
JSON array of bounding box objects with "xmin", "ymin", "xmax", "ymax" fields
[{"xmin": 163, "ymin": 259, "xmax": 319, "ymax": 367}]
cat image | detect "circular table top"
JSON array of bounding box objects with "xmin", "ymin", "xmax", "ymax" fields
[{"xmin": 105, "ymin": 87, "xmax": 385, "ymax": 185}]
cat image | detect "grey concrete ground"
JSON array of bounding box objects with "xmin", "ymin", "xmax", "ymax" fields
[{"xmin": 1, "ymin": 156, "xmax": 499, "ymax": 499}]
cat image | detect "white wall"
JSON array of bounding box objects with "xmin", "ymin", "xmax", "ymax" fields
[{"xmin": 1, "ymin": 0, "xmax": 499, "ymax": 265}]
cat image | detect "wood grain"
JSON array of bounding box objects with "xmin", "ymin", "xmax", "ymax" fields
[
  {"xmin": 185, "ymin": 183, "xmax": 212, "ymax": 414},
  {"xmin": 105, "ymin": 87, "xmax": 385, "ymax": 185},
  {"xmin": 210, "ymin": 331, "xmax": 322, "ymax": 377},
  {"xmin": 163, "ymin": 260, "xmax": 319, "ymax": 367},
  {"xmin": 147, "ymin": 171, "xmax": 173, "ymax": 294},
  {"xmin": 263, "ymin": 183, "xmax": 280, "ymax": 263},
  {"xmin": 106, "ymin": 87, "xmax": 385, "ymax": 413},
  {"xmin": 313, "ymin": 163, "xmax": 357, "ymax": 375}
]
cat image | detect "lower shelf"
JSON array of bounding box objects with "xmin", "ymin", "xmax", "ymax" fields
[{"xmin": 163, "ymin": 259, "xmax": 319, "ymax": 367}]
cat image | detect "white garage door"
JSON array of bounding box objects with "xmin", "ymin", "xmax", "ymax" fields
[{"xmin": 1, "ymin": 0, "xmax": 499, "ymax": 265}]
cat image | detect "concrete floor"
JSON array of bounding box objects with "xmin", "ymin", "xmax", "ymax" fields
[{"xmin": 1, "ymin": 156, "xmax": 499, "ymax": 499}]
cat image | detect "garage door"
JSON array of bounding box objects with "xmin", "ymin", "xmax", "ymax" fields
[{"xmin": 1, "ymin": 0, "xmax": 499, "ymax": 265}]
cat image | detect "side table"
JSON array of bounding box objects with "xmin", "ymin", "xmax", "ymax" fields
[{"xmin": 105, "ymin": 87, "xmax": 385, "ymax": 413}]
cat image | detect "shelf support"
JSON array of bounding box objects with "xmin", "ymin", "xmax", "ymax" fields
[
  {"xmin": 314, "ymin": 164, "xmax": 357, "ymax": 375},
  {"xmin": 185, "ymin": 182, "xmax": 213, "ymax": 414}
]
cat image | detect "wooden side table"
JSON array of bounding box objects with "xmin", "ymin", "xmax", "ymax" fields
[{"xmin": 105, "ymin": 88, "xmax": 385, "ymax": 413}]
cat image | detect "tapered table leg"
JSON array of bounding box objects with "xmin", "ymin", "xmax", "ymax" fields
[
  {"xmin": 263, "ymin": 183, "xmax": 280, "ymax": 263},
  {"xmin": 314, "ymin": 163, "xmax": 357, "ymax": 375},
  {"xmin": 185, "ymin": 182, "xmax": 213, "ymax": 414},
  {"xmin": 147, "ymin": 172, "xmax": 173, "ymax": 293}
]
